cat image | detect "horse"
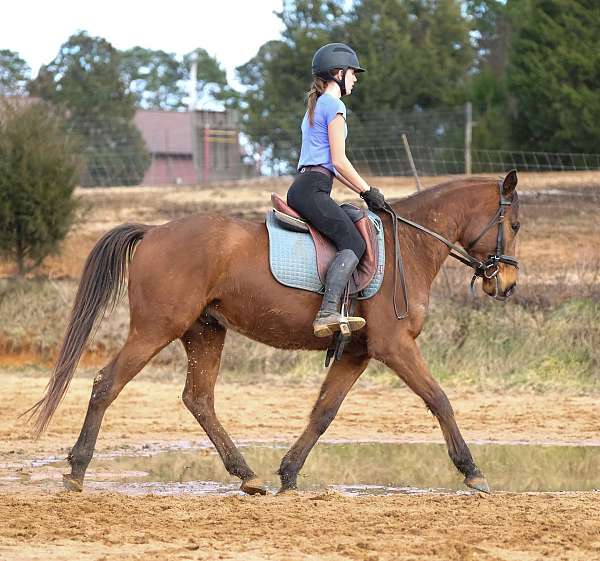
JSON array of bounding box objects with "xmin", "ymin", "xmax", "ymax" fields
[{"xmin": 27, "ymin": 170, "xmax": 520, "ymax": 495}]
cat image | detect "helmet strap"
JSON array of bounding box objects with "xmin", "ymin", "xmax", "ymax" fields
[{"xmin": 333, "ymin": 68, "xmax": 347, "ymax": 96}]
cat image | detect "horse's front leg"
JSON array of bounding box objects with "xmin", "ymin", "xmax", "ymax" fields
[
  {"xmin": 278, "ymin": 351, "xmax": 370, "ymax": 492},
  {"xmin": 380, "ymin": 336, "xmax": 490, "ymax": 493}
]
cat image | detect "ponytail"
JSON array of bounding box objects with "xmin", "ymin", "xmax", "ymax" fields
[{"xmin": 306, "ymin": 77, "xmax": 327, "ymax": 126}]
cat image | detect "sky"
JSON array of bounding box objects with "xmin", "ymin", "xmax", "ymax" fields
[{"xmin": 1, "ymin": 0, "xmax": 285, "ymax": 88}]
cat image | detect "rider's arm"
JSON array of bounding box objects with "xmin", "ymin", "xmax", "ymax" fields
[
  {"xmin": 328, "ymin": 114, "xmax": 370, "ymax": 194},
  {"xmin": 333, "ymin": 167, "xmax": 358, "ymax": 191}
]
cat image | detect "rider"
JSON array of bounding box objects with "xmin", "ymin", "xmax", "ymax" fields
[{"xmin": 287, "ymin": 42, "xmax": 387, "ymax": 338}]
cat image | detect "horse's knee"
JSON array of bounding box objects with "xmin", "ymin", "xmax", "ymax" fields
[
  {"xmin": 89, "ymin": 369, "xmax": 119, "ymax": 409},
  {"xmin": 182, "ymin": 390, "xmax": 213, "ymax": 422}
]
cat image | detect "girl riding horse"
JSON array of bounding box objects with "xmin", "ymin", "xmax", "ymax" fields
[{"xmin": 287, "ymin": 43, "xmax": 386, "ymax": 338}]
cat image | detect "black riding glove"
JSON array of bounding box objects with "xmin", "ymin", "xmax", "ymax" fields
[{"xmin": 360, "ymin": 186, "xmax": 386, "ymax": 212}]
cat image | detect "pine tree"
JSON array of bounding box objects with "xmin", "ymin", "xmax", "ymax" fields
[
  {"xmin": 120, "ymin": 46, "xmax": 234, "ymax": 111},
  {"xmin": 0, "ymin": 101, "xmax": 77, "ymax": 275},
  {"xmin": 507, "ymin": 0, "xmax": 600, "ymax": 153},
  {"xmin": 465, "ymin": 0, "xmax": 513, "ymax": 150},
  {"xmin": 120, "ymin": 47, "xmax": 185, "ymax": 110}
]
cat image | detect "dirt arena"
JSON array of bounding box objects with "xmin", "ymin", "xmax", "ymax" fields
[
  {"xmin": 1, "ymin": 373, "xmax": 599, "ymax": 560},
  {"xmin": 1, "ymin": 173, "xmax": 599, "ymax": 560}
]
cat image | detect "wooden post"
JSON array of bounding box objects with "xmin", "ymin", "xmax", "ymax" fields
[
  {"xmin": 203, "ymin": 124, "xmax": 211, "ymax": 184},
  {"xmin": 402, "ymin": 133, "xmax": 422, "ymax": 192},
  {"xmin": 465, "ymin": 101, "xmax": 472, "ymax": 176}
]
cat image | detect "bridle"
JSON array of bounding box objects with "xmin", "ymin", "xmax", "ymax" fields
[{"xmin": 381, "ymin": 179, "xmax": 519, "ymax": 319}]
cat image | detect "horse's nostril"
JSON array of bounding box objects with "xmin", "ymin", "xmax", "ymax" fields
[{"xmin": 506, "ymin": 284, "xmax": 516, "ymax": 297}]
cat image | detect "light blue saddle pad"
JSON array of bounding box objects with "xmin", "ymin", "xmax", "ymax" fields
[{"xmin": 265, "ymin": 210, "xmax": 385, "ymax": 300}]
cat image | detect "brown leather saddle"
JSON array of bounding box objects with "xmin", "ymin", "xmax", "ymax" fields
[{"xmin": 270, "ymin": 193, "xmax": 379, "ymax": 294}]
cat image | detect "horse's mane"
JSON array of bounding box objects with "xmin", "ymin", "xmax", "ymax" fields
[{"xmin": 400, "ymin": 176, "xmax": 498, "ymax": 203}]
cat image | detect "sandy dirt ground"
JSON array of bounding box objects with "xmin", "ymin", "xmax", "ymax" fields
[{"xmin": 0, "ymin": 372, "xmax": 599, "ymax": 560}]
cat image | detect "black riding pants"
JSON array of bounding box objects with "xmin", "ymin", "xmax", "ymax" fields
[{"xmin": 287, "ymin": 171, "xmax": 366, "ymax": 260}]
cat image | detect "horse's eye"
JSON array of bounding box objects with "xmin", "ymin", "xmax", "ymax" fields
[{"xmin": 511, "ymin": 222, "xmax": 520, "ymax": 233}]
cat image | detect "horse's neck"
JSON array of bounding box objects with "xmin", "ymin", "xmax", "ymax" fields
[{"xmin": 395, "ymin": 181, "xmax": 489, "ymax": 285}]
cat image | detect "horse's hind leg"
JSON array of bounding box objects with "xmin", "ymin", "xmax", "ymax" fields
[
  {"xmin": 64, "ymin": 331, "xmax": 168, "ymax": 491},
  {"xmin": 181, "ymin": 318, "xmax": 265, "ymax": 495},
  {"xmin": 278, "ymin": 352, "xmax": 370, "ymax": 492},
  {"xmin": 382, "ymin": 337, "xmax": 490, "ymax": 493}
]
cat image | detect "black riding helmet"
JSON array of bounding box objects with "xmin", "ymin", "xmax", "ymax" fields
[{"xmin": 312, "ymin": 43, "xmax": 366, "ymax": 96}]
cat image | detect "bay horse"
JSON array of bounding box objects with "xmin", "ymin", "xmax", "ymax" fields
[{"xmin": 28, "ymin": 171, "xmax": 520, "ymax": 495}]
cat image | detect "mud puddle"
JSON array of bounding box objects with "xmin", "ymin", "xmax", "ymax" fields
[{"xmin": 3, "ymin": 441, "xmax": 599, "ymax": 496}]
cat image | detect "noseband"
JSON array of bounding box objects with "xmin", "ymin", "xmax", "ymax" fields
[{"xmin": 381, "ymin": 179, "xmax": 519, "ymax": 319}]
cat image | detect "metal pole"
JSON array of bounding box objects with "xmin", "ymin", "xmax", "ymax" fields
[
  {"xmin": 465, "ymin": 101, "xmax": 472, "ymax": 175},
  {"xmin": 188, "ymin": 55, "xmax": 199, "ymax": 184},
  {"xmin": 402, "ymin": 133, "xmax": 422, "ymax": 191}
]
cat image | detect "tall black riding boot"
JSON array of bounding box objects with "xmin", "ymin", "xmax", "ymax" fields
[{"xmin": 313, "ymin": 249, "xmax": 366, "ymax": 338}]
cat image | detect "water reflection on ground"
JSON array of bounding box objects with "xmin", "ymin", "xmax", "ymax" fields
[{"xmin": 5, "ymin": 442, "xmax": 600, "ymax": 496}]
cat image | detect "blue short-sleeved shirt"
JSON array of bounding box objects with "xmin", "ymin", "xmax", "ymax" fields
[{"xmin": 297, "ymin": 92, "xmax": 347, "ymax": 173}]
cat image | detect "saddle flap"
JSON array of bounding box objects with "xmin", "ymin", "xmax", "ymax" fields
[{"xmin": 352, "ymin": 215, "xmax": 378, "ymax": 292}]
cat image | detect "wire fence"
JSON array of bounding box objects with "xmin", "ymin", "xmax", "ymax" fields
[
  {"xmin": 58, "ymin": 104, "xmax": 600, "ymax": 186},
  {"xmin": 348, "ymin": 145, "xmax": 600, "ymax": 177}
]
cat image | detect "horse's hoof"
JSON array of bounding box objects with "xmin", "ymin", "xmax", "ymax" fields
[
  {"xmin": 63, "ymin": 474, "xmax": 83, "ymax": 492},
  {"xmin": 277, "ymin": 484, "xmax": 298, "ymax": 495},
  {"xmin": 240, "ymin": 477, "xmax": 267, "ymax": 496},
  {"xmin": 464, "ymin": 474, "xmax": 491, "ymax": 493}
]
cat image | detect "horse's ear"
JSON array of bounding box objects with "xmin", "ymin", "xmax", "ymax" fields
[{"xmin": 502, "ymin": 169, "xmax": 518, "ymax": 197}]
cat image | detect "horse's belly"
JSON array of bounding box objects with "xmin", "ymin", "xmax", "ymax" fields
[{"xmin": 205, "ymin": 299, "xmax": 330, "ymax": 352}]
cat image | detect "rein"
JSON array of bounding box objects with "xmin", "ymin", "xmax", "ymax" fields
[{"xmin": 380, "ymin": 180, "xmax": 519, "ymax": 320}]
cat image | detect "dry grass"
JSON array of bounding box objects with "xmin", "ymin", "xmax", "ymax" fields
[{"xmin": 0, "ymin": 277, "xmax": 598, "ymax": 391}]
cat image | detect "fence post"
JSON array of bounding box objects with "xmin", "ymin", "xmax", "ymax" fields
[
  {"xmin": 189, "ymin": 55, "xmax": 199, "ymax": 185},
  {"xmin": 203, "ymin": 124, "xmax": 211, "ymax": 184},
  {"xmin": 402, "ymin": 133, "xmax": 422, "ymax": 191},
  {"xmin": 465, "ymin": 101, "xmax": 472, "ymax": 175}
]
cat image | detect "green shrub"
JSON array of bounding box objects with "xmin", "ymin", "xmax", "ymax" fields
[{"xmin": 0, "ymin": 101, "xmax": 77, "ymax": 275}]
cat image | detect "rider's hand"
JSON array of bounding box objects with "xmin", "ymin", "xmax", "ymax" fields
[{"xmin": 360, "ymin": 186, "xmax": 386, "ymax": 212}]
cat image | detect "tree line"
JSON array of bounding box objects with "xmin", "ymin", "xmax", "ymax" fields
[
  {"xmin": 2, "ymin": 0, "xmax": 599, "ymax": 173},
  {"xmin": 236, "ymin": 0, "xmax": 600, "ymax": 163}
]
